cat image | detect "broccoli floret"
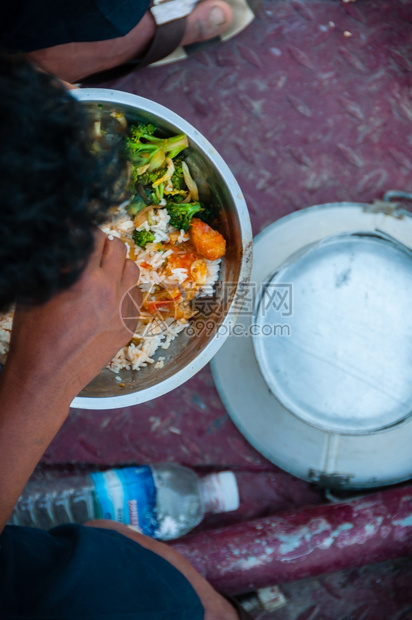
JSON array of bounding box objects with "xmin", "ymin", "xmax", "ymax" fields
[
  {"xmin": 133, "ymin": 229, "xmax": 155, "ymax": 248},
  {"xmin": 129, "ymin": 123, "xmax": 157, "ymax": 140},
  {"xmin": 127, "ymin": 197, "xmax": 148, "ymax": 216},
  {"xmin": 125, "ymin": 123, "xmax": 189, "ymax": 172},
  {"xmin": 165, "ymin": 136, "xmax": 189, "ymax": 161},
  {"xmin": 195, "ymin": 203, "xmax": 216, "ymax": 224},
  {"xmin": 153, "ymin": 183, "xmax": 164, "ymax": 204},
  {"xmin": 166, "ymin": 201, "xmax": 204, "ymax": 231},
  {"xmin": 165, "ymin": 194, "xmax": 184, "ymax": 205},
  {"xmin": 138, "ymin": 166, "xmax": 167, "ymax": 186},
  {"xmin": 129, "ymin": 169, "xmax": 165, "ymax": 206},
  {"xmin": 169, "ymin": 158, "xmax": 187, "ymax": 192}
]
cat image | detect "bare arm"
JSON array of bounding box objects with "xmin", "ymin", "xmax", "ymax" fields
[
  {"xmin": 0, "ymin": 229, "xmax": 240, "ymax": 619},
  {"xmin": 0, "ymin": 231, "xmax": 141, "ymax": 533}
]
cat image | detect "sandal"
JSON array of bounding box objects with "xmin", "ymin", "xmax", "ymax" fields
[
  {"xmin": 84, "ymin": 0, "xmax": 259, "ymax": 82},
  {"xmin": 148, "ymin": 0, "xmax": 259, "ymax": 68}
]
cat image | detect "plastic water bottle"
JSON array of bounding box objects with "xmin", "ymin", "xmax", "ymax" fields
[{"xmin": 9, "ymin": 463, "xmax": 239, "ymax": 540}]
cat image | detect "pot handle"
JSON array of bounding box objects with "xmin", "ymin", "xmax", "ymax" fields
[
  {"xmin": 364, "ymin": 190, "xmax": 412, "ymax": 219},
  {"xmin": 383, "ymin": 190, "xmax": 412, "ymax": 206}
]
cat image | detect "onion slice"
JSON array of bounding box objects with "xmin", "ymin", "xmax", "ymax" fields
[
  {"xmin": 153, "ymin": 158, "xmax": 175, "ymax": 187},
  {"xmin": 182, "ymin": 161, "xmax": 199, "ymax": 201},
  {"xmin": 133, "ymin": 204, "xmax": 163, "ymax": 227}
]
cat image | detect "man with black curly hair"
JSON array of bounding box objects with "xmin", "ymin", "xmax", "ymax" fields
[{"xmin": 0, "ymin": 54, "xmax": 247, "ymax": 620}]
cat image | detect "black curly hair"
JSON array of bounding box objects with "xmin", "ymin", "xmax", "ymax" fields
[{"xmin": 0, "ymin": 53, "xmax": 123, "ymax": 311}]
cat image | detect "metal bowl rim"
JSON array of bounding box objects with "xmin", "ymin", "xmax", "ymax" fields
[{"xmin": 71, "ymin": 89, "xmax": 253, "ymax": 409}]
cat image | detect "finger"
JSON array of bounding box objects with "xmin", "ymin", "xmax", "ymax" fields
[
  {"xmin": 122, "ymin": 257, "xmax": 140, "ymax": 287},
  {"xmin": 120, "ymin": 284, "xmax": 142, "ymax": 336},
  {"xmin": 85, "ymin": 229, "xmax": 107, "ymax": 272},
  {"xmin": 100, "ymin": 235, "xmax": 127, "ymax": 277},
  {"xmin": 120, "ymin": 260, "xmax": 142, "ymax": 334},
  {"xmin": 61, "ymin": 80, "xmax": 79, "ymax": 90}
]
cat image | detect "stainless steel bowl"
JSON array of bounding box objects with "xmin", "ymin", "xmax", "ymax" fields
[{"xmin": 71, "ymin": 89, "xmax": 252, "ymax": 410}]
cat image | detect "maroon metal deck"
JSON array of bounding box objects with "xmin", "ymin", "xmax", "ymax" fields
[{"xmin": 39, "ymin": 1, "xmax": 412, "ymax": 617}]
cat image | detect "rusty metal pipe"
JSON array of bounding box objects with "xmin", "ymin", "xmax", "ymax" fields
[{"xmin": 171, "ymin": 485, "xmax": 412, "ymax": 595}]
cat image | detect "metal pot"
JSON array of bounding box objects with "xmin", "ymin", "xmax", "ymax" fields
[
  {"xmin": 71, "ymin": 89, "xmax": 252, "ymax": 410},
  {"xmin": 212, "ymin": 193, "xmax": 412, "ymax": 489}
]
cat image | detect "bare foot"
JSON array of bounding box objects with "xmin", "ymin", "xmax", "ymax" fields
[
  {"xmin": 28, "ymin": 0, "xmax": 234, "ymax": 82},
  {"xmin": 182, "ymin": 0, "xmax": 233, "ymax": 45}
]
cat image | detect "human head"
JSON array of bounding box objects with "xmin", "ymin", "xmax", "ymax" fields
[{"xmin": 0, "ymin": 53, "xmax": 122, "ymax": 311}]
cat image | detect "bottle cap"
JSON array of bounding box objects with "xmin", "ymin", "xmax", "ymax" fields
[{"xmin": 200, "ymin": 471, "xmax": 239, "ymax": 514}]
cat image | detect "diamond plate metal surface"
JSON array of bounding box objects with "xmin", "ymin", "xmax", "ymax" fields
[
  {"xmin": 46, "ymin": 0, "xmax": 412, "ymax": 468},
  {"xmin": 253, "ymin": 557, "xmax": 412, "ymax": 620},
  {"xmin": 42, "ymin": 2, "xmax": 412, "ymax": 613}
]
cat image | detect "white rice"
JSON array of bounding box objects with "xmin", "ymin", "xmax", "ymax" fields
[
  {"xmin": 0, "ymin": 205, "xmax": 221, "ymax": 373},
  {"xmin": 103, "ymin": 204, "xmax": 221, "ymax": 373}
]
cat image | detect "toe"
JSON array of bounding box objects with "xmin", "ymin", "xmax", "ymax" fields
[{"xmin": 181, "ymin": 0, "xmax": 234, "ymax": 45}]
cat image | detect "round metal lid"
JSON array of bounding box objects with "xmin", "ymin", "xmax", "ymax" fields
[
  {"xmin": 211, "ymin": 200, "xmax": 412, "ymax": 489},
  {"xmin": 253, "ymin": 232, "xmax": 412, "ymax": 434}
]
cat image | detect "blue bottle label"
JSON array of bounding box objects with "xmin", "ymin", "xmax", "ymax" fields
[{"xmin": 90, "ymin": 466, "xmax": 158, "ymax": 536}]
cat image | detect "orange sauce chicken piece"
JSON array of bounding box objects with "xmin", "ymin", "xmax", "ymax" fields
[{"xmin": 189, "ymin": 218, "xmax": 226, "ymax": 261}]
